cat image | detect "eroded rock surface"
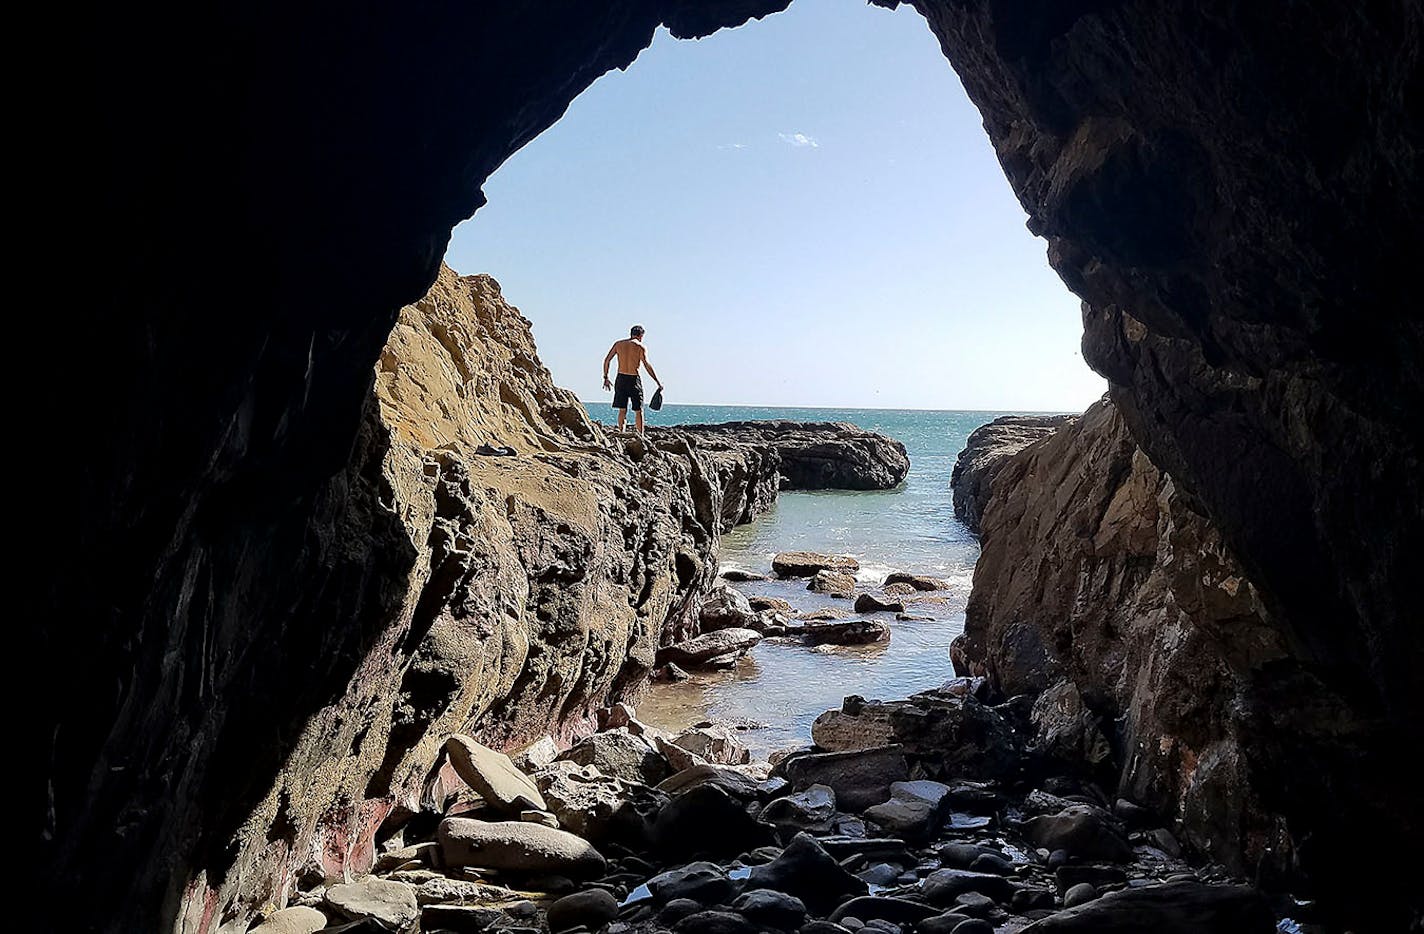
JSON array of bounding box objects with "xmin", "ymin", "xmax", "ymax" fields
[
  {"xmin": 656, "ymin": 421, "xmax": 909, "ymax": 491},
  {"xmin": 950, "ymin": 414, "xmax": 1074, "ymax": 533}
]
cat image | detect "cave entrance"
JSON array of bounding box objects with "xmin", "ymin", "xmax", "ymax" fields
[{"xmin": 435, "ymin": 1, "xmax": 1102, "ymax": 753}]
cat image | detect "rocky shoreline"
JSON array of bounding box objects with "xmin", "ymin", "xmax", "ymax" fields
[{"xmin": 948, "ymin": 416, "xmax": 1073, "ymax": 535}]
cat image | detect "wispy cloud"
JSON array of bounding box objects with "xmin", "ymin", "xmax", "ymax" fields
[
  {"xmin": 717, "ymin": 142, "xmax": 749, "ymax": 151},
  {"xmin": 778, "ymin": 132, "xmax": 819, "ymax": 149}
]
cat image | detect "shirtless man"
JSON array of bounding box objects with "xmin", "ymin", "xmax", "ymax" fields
[{"xmin": 602, "ymin": 325, "xmax": 663, "ymax": 434}]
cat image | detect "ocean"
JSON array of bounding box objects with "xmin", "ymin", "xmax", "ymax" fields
[{"xmin": 585, "ymin": 402, "xmax": 1027, "ymax": 757}]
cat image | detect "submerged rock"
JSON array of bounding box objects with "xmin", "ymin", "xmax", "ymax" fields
[
  {"xmin": 773, "ymin": 551, "xmax": 860, "ymax": 578},
  {"xmin": 853, "ymin": 593, "xmax": 905, "ymax": 614},
  {"xmin": 802, "ymin": 619, "xmax": 891, "ymax": 646}
]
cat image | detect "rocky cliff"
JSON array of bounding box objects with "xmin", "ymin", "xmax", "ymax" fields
[
  {"xmin": 656, "ymin": 421, "xmax": 911, "ymax": 493},
  {"xmin": 949, "ymin": 414, "xmax": 1075, "ymax": 533},
  {"xmin": 44, "ymin": 1, "xmax": 1423, "ymax": 931},
  {"xmin": 954, "ymin": 399, "xmax": 1295, "ymax": 882}
]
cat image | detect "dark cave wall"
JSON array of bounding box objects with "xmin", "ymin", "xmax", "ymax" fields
[{"xmin": 38, "ymin": 1, "xmax": 1421, "ymax": 931}]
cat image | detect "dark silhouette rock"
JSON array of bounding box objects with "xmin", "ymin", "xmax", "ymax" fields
[{"xmin": 1018, "ymin": 881, "xmax": 1274, "ymax": 933}]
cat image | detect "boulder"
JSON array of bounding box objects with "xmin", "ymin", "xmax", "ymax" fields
[
  {"xmin": 655, "ymin": 734, "xmax": 710, "ymax": 772},
  {"xmin": 949, "ymin": 414, "xmax": 1073, "ymax": 533},
  {"xmin": 802, "ymin": 620, "xmax": 891, "ymax": 646},
  {"xmin": 534, "ymin": 761, "xmax": 668, "ymax": 848},
  {"xmin": 748, "ymin": 595, "xmax": 793, "ymax": 614},
  {"xmin": 797, "ymin": 607, "xmax": 850, "ymax": 621},
  {"xmin": 652, "ymin": 783, "xmax": 776, "ymax": 860},
  {"xmin": 556, "ymin": 729, "xmax": 670, "ymax": 785},
  {"xmin": 323, "ymin": 879, "xmax": 419, "ymax": 933},
  {"xmin": 853, "ymin": 593, "xmax": 905, "ymax": 614},
  {"xmin": 249, "ymin": 907, "xmax": 327, "ymax": 934},
  {"xmin": 1030, "ymin": 681, "xmax": 1112, "ymax": 771},
  {"xmin": 445, "ymin": 734, "xmax": 546, "ymax": 814},
  {"xmin": 1022, "ymin": 806, "xmax": 1133, "ymax": 862},
  {"xmin": 647, "ymin": 861, "xmax": 736, "ymax": 905},
  {"xmin": 828, "ymin": 896, "xmax": 939, "ymax": 925},
  {"xmin": 1063, "ymin": 883, "xmax": 1098, "ymax": 908},
  {"xmin": 673, "ymin": 910, "xmax": 760, "ymax": 934},
  {"xmin": 747, "ymin": 833, "xmax": 868, "ymax": 915},
  {"xmin": 546, "ymin": 888, "xmax": 619, "ymax": 932},
  {"xmin": 921, "ymin": 869, "xmax": 1015, "ymax": 905},
  {"xmin": 776, "ymin": 745, "xmax": 908, "ymax": 811},
  {"xmin": 509, "ymin": 736, "xmax": 560, "ymax": 773},
  {"xmin": 862, "ymin": 780, "xmax": 951, "ymax": 840},
  {"xmin": 773, "ymin": 552, "xmax": 860, "ymax": 578},
  {"xmin": 731, "ymin": 889, "xmax": 808, "ymax": 929},
  {"xmin": 656, "ymin": 628, "xmax": 762, "ymax": 668},
  {"xmin": 672, "ymin": 724, "xmax": 750, "ymax": 765},
  {"xmin": 914, "ymin": 913, "xmax": 973, "ymax": 934},
  {"xmin": 700, "ymin": 585, "xmax": 760, "ymax": 631},
  {"xmin": 437, "ymin": 818, "xmax": 606, "ymax": 877},
  {"xmin": 721, "ymin": 568, "xmax": 767, "ymax": 582},
  {"xmin": 759, "ymin": 783, "xmax": 837, "ymax": 835},
  {"xmin": 657, "ymin": 763, "xmax": 761, "ymax": 800},
  {"xmin": 809, "ymin": 569, "xmax": 858, "ymax": 598},
  {"xmin": 1019, "ymin": 882, "xmax": 1275, "ymax": 932},
  {"xmin": 883, "ymin": 573, "xmax": 947, "ymax": 592}
]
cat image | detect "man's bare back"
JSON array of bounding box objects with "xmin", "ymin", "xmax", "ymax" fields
[{"xmin": 610, "ymin": 338, "xmax": 646, "ymax": 375}]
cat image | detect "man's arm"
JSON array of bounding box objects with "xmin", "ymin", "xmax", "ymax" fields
[
  {"xmin": 642, "ymin": 349, "xmax": 662, "ymax": 389},
  {"xmin": 602, "ymin": 343, "xmax": 618, "ymax": 390}
]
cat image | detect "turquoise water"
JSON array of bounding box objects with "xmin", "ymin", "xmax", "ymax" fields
[{"xmin": 585, "ymin": 403, "xmax": 1041, "ymax": 756}]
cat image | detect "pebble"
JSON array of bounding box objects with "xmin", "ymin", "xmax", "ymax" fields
[{"xmin": 547, "ymin": 889, "xmax": 619, "ymax": 933}]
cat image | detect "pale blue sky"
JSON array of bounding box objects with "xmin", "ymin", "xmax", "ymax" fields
[{"xmin": 446, "ymin": 0, "xmax": 1105, "ymax": 411}]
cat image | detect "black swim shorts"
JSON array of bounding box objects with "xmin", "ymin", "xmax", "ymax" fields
[{"xmin": 612, "ymin": 372, "xmax": 643, "ymax": 411}]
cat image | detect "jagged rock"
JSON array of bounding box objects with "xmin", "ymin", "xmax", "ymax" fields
[
  {"xmin": 759, "ymin": 783, "xmax": 837, "ymax": 835},
  {"xmin": 883, "ymin": 573, "xmax": 947, "ymax": 592},
  {"xmin": 1020, "ymin": 882, "xmax": 1274, "ymax": 932},
  {"xmin": 1030, "ymin": 681, "xmax": 1112, "ymax": 772},
  {"xmin": 862, "ymin": 780, "xmax": 951, "ymax": 840},
  {"xmin": 546, "ymin": 889, "xmax": 619, "ymax": 933},
  {"xmin": 445, "ymin": 734, "xmax": 546, "ymax": 815},
  {"xmin": 747, "ymin": 833, "xmax": 868, "ymax": 915},
  {"xmin": 250, "ymin": 907, "xmax": 327, "ymax": 934},
  {"xmin": 652, "ymin": 784, "xmax": 776, "ymax": 860},
  {"xmin": 556, "ymin": 729, "xmax": 669, "ymax": 786},
  {"xmin": 773, "ymin": 552, "xmax": 860, "ymax": 578},
  {"xmin": 671, "ymin": 724, "xmax": 750, "ymax": 766},
  {"xmin": 533, "ymin": 761, "xmax": 667, "ymax": 848},
  {"xmin": 437, "ymin": 818, "xmax": 606, "ymax": 877},
  {"xmin": 647, "ymin": 861, "xmax": 736, "ymax": 905},
  {"xmin": 699, "ymin": 585, "xmax": 760, "ymax": 632},
  {"xmin": 323, "ymin": 879, "xmax": 420, "ymax": 933},
  {"xmin": 748, "ymin": 595, "xmax": 792, "ymax": 614},
  {"xmin": 655, "ymin": 734, "xmax": 710, "ymax": 772},
  {"xmin": 413, "ymin": 877, "xmax": 496, "ymax": 906},
  {"xmin": 801, "ymin": 620, "xmax": 891, "ymax": 646},
  {"xmin": 663, "ymin": 422, "xmax": 909, "ymax": 491},
  {"xmin": 776, "ymin": 745, "xmax": 908, "ymax": 811},
  {"xmin": 510, "ymin": 737, "xmax": 560, "ymax": 773},
  {"xmin": 950, "ymin": 415, "xmax": 1074, "ymax": 534},
  {"xmin": 1022, "ymin": 807, "xmax": 1133, "ymax": 862},
  {"xmin": 656, "ymin": 628, "xmax": 763, "ymax": 668},
  {"xmin": 657, "ymin": 763, "xmax": 761, "ymax": 799},
  {"xmin": 731, "ymin": 889, "xmax": 808, "ymax": 929},
  {"xmin": 809, "ymin": 569, "xmax": 858, "ymax": 598},
  {"xmin": 853, "ymin": 593, "xmax": 905, "ymax": 614},
  {"xmin": 653, "ymin": 662, "xmax": 691, "ymax": 682},
  {"xmin": 373, "ymin": 842, "xmax": 437, "ymax": 873}
]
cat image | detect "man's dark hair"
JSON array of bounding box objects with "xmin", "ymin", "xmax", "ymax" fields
[{"xmin": 630, "ymin": 325, "xmax": 644, "ymax": 337}]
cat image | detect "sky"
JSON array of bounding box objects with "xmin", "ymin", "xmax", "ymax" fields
[{"xmin": 445, "ymin": 0, "xmax": 1106, "ymax": 412}]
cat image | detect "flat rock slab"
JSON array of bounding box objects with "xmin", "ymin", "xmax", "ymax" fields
[
  {"xmin": 801, "ymin": 619, "xmax": 891, "ymax": 646},
  {"xmin": 760, "ymin": 782, "xmax": 837, "ymax": 834},
  {"xmin": 1020, "ymin": 881, "xmax": 1275, "ymax": 933},
  {"xmin": 656, "ymin": 628, "xmax": 762, "ymax": 668},
  {"xmin": 438, "ymin": 818, "xmax": 606, "ymax": 877},
  {"xmin": 777, "ymin": 744, "xmax": 908, "ymax": 811},
  {"xmin": 854, "ymin": 593, "xmax": 905, "ymax": 614},
  {"xmin": 446, "ymin": 734, "xmax": 546, "ymax": 814},
  {"xmin": 773, "ymin": 551, "xmax": 860, "ymax": 577},
  {"xmin": 324, "ymin": 879, "xmax": 419, "ymax": 932},
  {"xmin": 249, "ymin": 907, "xmax": 327, "ymax": 934},
  {"xmin": 1023, "ymin": 806, "xmax": 1133, "ymax": 862},
  {"xmin": 862, "ymin": 780, "xmax": 951, "ymax": 840}
]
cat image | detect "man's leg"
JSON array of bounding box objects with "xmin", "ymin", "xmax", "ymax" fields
[
  {"xmin": 635, "ymin": 409, "xmax": 645, "ymax": 434},
  {"xmin": 616, "ymin": 406, "xmax": 626, "ymax": 432}
]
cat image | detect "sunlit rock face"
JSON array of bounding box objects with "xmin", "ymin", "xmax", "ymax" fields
[{"xmin": 42, "ymin": 1, "xmax": 1419, "ymax": 931}]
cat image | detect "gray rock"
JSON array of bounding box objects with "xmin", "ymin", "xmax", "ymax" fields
[
  {"xmin": 546, "ymin": 889, "xmax": 619, "ymax": 932},
  {"xmin": 853, "ymin": 593, "xmax": 905, "ymax": 614},
  {"xmin": 700, "ymin": 585, "xmax": 760, "ymax": 631},
  {"xmin": 855, "ymin": 863, "xmax": 903, "ymax": 886},
  {"xmin": 534, "ymin": 761, "xmax": 668, "ymax": 848},
  {"xmin": 883, "ymin": 573, "xmax": 947, "ymax": 591},
  {"xmin": 935, "ymin": 843, "xmax": 999, "ymax": 869},
  {"xmin": 323, "ymin": 879, "xmax": 419, "ymax": 933},
  {"xmin": 1030, "ymin": 681, "xmax": 1112, "ymax": 770},
  {"xmin": 1147, "ymin": 827, "xmax": 1182, "ymax": 857},
  {"xmin": 647, "ymin": 862, "xmax": 736, "ymax": 905},
  {"xmin": 921, "ymin": 869, "xmax": 1014, "ymax": 905},
  {"xmin": 656, "ymin": 628, "xmax": 763, "ymax": 668},
  {"xmin": 661, "ymin": 898, "xmax": 704, "ymax": 924},
  {"xmin": 722, "ymin": 569, "xmax": 768, "ymax": 583},
  {"xmin": 556, "ymin": 729, "xmax": 670, "ymax": 786},
  {"xmin": 797, "ymin": 607, "xmax": 851, "ymax": 621},
  {"xmin": 1017, "ymin": 882, "xmax": 1276, "ymax": 932},
  {"xmin": 748, "ymin": 832, "xmax": 868, "ymax": 914},
  {"xmin": 438, "ymin": 818, "xmax": 606, "ymax": 877},
  {"xmin": 446, "ymin": 734, "xmax": 547, "ymax": 814},
  {"xmin": 951, "ymin": 891, "xmax": 997, "ymax": 917},
  {"xmin": 249, "ymin": 907, "xmax": 327, "ymax": 934},
  {"xmin": 732, "ymin": 889, "xmax": 808, "ymax": 929},
  {"xmin": 777, "ymin": 745, "xmax": 909, "ymax": 811},
  {"xmin": 652, "ymin": 784, "xmax": 776, "ymax": 860},
  {"xmin": 828, "ymin": 896, "xmax": 939, "ymax": 925},
  {"xmin": 809, "ymin": 569, "xmax": 858, "ymax": 598},
  {"xmin": 749, "ymin": 595, "xmax": 793, "ymax": 613},
  {"xmin": 674, "ymin": 910, "xmax": 760, "ymax": 934},
  {"xmin": 672, "ymin": 724, "xmax": 750, "ymax": 765},
  {"xmin": 1023, "ymin": 806, "xmax": 1133, "ymax": 862},
  {"xmin": 412, "ymin": 877, "xmax": 489, "ymax": 905},
  {"xmin": 760, "ymin": 783, "xmax": 837, "ymax": 835},
  {"xmin": 657, "ymin": 763, "xmax": 762, "ymax": 799},
  {"xmin": 862, "ymin": 780, "xmax": 951, "ymax": 840},
  {"xmin": 801, "ymin": 619, "xmax": 891, "ymax": 646},
  {"xmin": 773, "ymin": 552, "xmax": 860, "ymax": 578},
  {"xmin": 1063, "ymin": 883, "xmax": 1098, "ymax": 908},
  {"xmin": 946, "ymin": 920, "xmax": 993, "ymax": 934},
  {"xmin": 967, "ymin": 853, "xmax": 1012, "ymax": 875},
  {"xmin": 912, "ymin": 913, "xmax": 972, "ymax": 934}
]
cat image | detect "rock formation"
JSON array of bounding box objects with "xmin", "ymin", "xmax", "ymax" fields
[
  {"xmin": 950, "ymin": 414, "xmax": 1075, "ymax": 532},
  {"xmin": 44, "ymin": 1, "xmax": 1423, "ymax": 931},
  {"xmin": 657, "ymin": 421, "xmax": 910, "ymax": 491}
]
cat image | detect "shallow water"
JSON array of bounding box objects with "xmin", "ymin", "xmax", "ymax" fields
[{"xmin": 586, "ymin": 403, "xmax": 1056, "ymax": 757}]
